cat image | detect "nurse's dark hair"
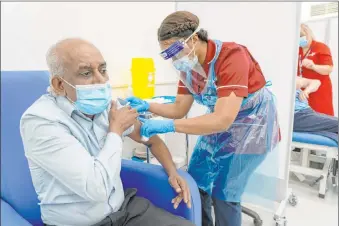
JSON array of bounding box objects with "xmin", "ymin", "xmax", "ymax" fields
[{"xmin": 157, "ymin": 11, "xmax": 208, "ymax": 42}]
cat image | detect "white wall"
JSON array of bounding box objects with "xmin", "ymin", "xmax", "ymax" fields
[
  {"xmin": 177, "ymin": 2, "xmax": 300, "ymax": 201},
  {"xmin": 1, "ymin": 2, "xmax": 176, "ymax": 87}
]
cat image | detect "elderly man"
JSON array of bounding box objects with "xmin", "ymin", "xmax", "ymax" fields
[{"xmin": 20, "ymin": 38, "xmax": 194, "ymax": 226}]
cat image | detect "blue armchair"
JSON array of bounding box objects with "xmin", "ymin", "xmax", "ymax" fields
[{"xmin": 0, "ymin": 71, "xmax": 201, "ymax": 226}]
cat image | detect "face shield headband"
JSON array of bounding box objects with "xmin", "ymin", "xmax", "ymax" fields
[{"xmin": 159, "ymin": 26, "xmax": 201, "ymax": 60}]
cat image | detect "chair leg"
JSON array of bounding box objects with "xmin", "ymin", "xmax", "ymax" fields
[
  {"xmin": 331, "ymin": 158, "xmax": 338, "ymax": 187},
  {"xmin": 318, "ymin": 156, "xmax": 332, "ymax": 198},
  {"xmin": 242, "ymin": 206, "xmax": 263, "ymax": 226}
]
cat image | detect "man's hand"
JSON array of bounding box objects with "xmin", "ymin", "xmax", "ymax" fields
[
  {"xmin": 302, "ymin": 59, "xmax": 315, "ymax": 70},
  {"xmin": 299, "ymin": 90, "xmax": 309, "ymax": 102},
  {"xmin": 109, "ymin": 101, "xmax": 138, "ymax": 136},
  {"xmin": 168, "ymin": 173, "xmax": 191, "ymax": 209}
]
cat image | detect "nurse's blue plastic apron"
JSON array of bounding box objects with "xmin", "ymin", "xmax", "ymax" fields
[{"xmin": 187, "ymin": 40, "xmax": 280, "ymax": 205}]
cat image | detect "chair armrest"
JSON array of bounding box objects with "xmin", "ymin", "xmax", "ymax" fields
[
  {"xmin": 121, "ymin": 159, "xmax": 201, "ymax": 226},
  {"xmin": 1, "ymin": 199, "xmax": 32, "ymax": 226}
]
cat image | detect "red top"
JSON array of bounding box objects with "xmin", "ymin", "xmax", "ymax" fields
[
  {"xmin": 178, "ymin": 40, "xmax": 281, "ymax": 141},
  {"xmin": 177, "ymin": 40, "xmax": 266, "ymax": 98},
  {"xmin": 298, "ymin": 40, "xmax": 334, "ymax": 116}
]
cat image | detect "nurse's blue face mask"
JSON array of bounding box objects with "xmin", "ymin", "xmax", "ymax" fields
[
  {"xmin": 172, "ymin": 41, "xmax": 198, "ymax": 73},
  {"xmin": 299, "ymin": 36, "xmax": 308, "ymax": 48},
  {"xmin": 60, "ymin": 78, "xmax": 112, "ymax": 115}
]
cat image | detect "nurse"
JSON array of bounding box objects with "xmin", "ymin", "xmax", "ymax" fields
[
  {"xmin": 298, "ymin": 23, "xmax": 334, "ymax": 116},
  {"xmin": 127, "ymin": 11, "xmax": 280, "ymax": 226}
]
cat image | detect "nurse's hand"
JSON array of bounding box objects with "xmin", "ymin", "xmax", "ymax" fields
[
  {"xmin": 302, "ymin": 59, "xmax": 315, "ymax": 70},
  {"xmin": 139, "ymin": 118, "xmax": 175, "ymax": 140},
  {"xmin": 168, "ymin": 173, "xmax": 192, "ymax": 209},
  {"xmin": 125, "ymin": 96, "xmax": 150, "ymax": 113}
]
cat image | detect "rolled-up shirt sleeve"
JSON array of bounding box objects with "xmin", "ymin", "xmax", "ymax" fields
[
  {"xmin": 21, "ymin": 116, "xmax": 122, "ymax": 202},
  {"xmin": 216, "ymin": 47, "xmax": 249, "ymax": 98}
]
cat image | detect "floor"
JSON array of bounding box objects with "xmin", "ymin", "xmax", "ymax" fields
[{"xmin": 241, "ymin": 174, "xmax": 338, "ymax": 226}]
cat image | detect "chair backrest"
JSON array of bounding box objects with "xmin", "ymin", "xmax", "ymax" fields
[{"xmin": 1, "ymin": 71, "xmax": 50, "ymax": 225}]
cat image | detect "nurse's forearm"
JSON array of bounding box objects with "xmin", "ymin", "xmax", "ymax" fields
[
  {"xmin": 312, "ymin": 65, "xmax": 333, "ymax": 75},
  {"xmin": 149, "ymin": 103, "xmax": 184, "ymax": 119},
  {"xmin": 149, "ymin": 95, "xmax": 194, "ymax": 119},
  {"xmin": 174, "ymin": 113, "xmax": 234, "ymax": 135}
]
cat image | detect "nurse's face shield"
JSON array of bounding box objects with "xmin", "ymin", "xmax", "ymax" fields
[{"xmin": 159, "ymin": 28, "xmax": 207, "ymax": 95}]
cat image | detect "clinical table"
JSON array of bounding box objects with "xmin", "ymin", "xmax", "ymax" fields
[{"xmin": 290, "ymin": 132, "xmax": 338, "ymax": 198}]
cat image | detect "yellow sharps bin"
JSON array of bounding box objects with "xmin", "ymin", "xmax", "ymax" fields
[{"xmin": 131, "ymin": 58, "xmax": 155, "ymax": 99}]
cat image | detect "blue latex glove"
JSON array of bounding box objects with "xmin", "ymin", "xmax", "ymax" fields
[
  {"xmin": 125, "ymin": 96, "xmax": 150, "ymax": 113},
  {"xmin": 139, "ymin": 118, "xmax": 175, "ymax": 141}
]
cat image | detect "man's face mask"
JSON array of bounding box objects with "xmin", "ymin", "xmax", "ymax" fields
[
  {"xmin": 61, "ymin": 78, "xmax": 112, "ymax": 115},
  {"xmin": 299, "ymin": 36, "xmax": 308, "ymax": 48}
]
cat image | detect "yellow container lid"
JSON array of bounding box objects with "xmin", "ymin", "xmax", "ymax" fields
[{"xmin": 131, "ymin": 58, "xmax": 156, "ymax": 72}]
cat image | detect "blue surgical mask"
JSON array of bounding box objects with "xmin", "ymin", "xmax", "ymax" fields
[
  {"xmin": 299, "ymin": 36, "xmax": 308, "ymax": 48},
  {"xmin": 173, "ymin": 41, "xmax": 199, "ymax": 72},
  {"xmin": 61, "ymin": 78, "xmax": 112, "ymax": 115},
  {"xmin": 173, "ymin": 55, "xmax": 198, "ymax": 72}
]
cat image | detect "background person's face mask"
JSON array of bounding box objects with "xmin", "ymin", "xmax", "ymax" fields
[
  {"xmin": 61, "ymin": 78, "xmax": 112, "ymax": 115},
  {"xmin": 299, "ymin": 36, "xmax": 308, "ymax": 48}
]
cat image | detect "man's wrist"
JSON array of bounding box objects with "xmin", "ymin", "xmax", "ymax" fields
[
  {"xmin": 167, "ymin": 167, "xmax": 178, "ymax": 177},
  {"xmin": 109, "ymin": 125, "xmax": 123, "ymax": 137}
]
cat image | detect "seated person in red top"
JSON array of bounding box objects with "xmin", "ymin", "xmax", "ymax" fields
[
  {"xmin": 126, "ymin": 11, "xmax": 280, "ymax": 226},
  {"xmin": 298, "ymin": 23, "xmax": 334, "ymax": 116}
]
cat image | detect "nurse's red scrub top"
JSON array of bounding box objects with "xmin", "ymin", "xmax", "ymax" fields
[
  {"xmin": 298, "ymin": 40, "xmax": 334, "ymax": 116},
  {"xmin": 177, "ymin": 40, "xmax": 266, "ymax": 97},
  {"xmin": 178, "ymin": 39, "xmax": 281, "ymax": 141}
]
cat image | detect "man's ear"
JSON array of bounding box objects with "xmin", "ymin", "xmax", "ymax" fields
[{"xmin": 51, "ymin": 76, "xmax": 65, "ymax": 96}]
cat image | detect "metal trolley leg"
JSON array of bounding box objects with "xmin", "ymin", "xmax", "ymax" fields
[{"xmin": 242, "ymin": 206, "xmax": 263, "ymax": 226}]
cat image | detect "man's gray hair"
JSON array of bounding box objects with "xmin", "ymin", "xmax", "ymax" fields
[
  {"xmin": 45, "ymin": 41, "xmax": 66, "ymax": 94},
  {"xmin": 46, "ymin": 43, "xmax": 65, "ymax": 78},
  {"xmin": 45, "ymin": 38, "xmax": 93, "ymax": 93}
]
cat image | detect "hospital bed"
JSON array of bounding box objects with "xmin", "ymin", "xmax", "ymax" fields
[{"xmin": 290, "ymin": 132, "xmax": 338, "ymax": 198}]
